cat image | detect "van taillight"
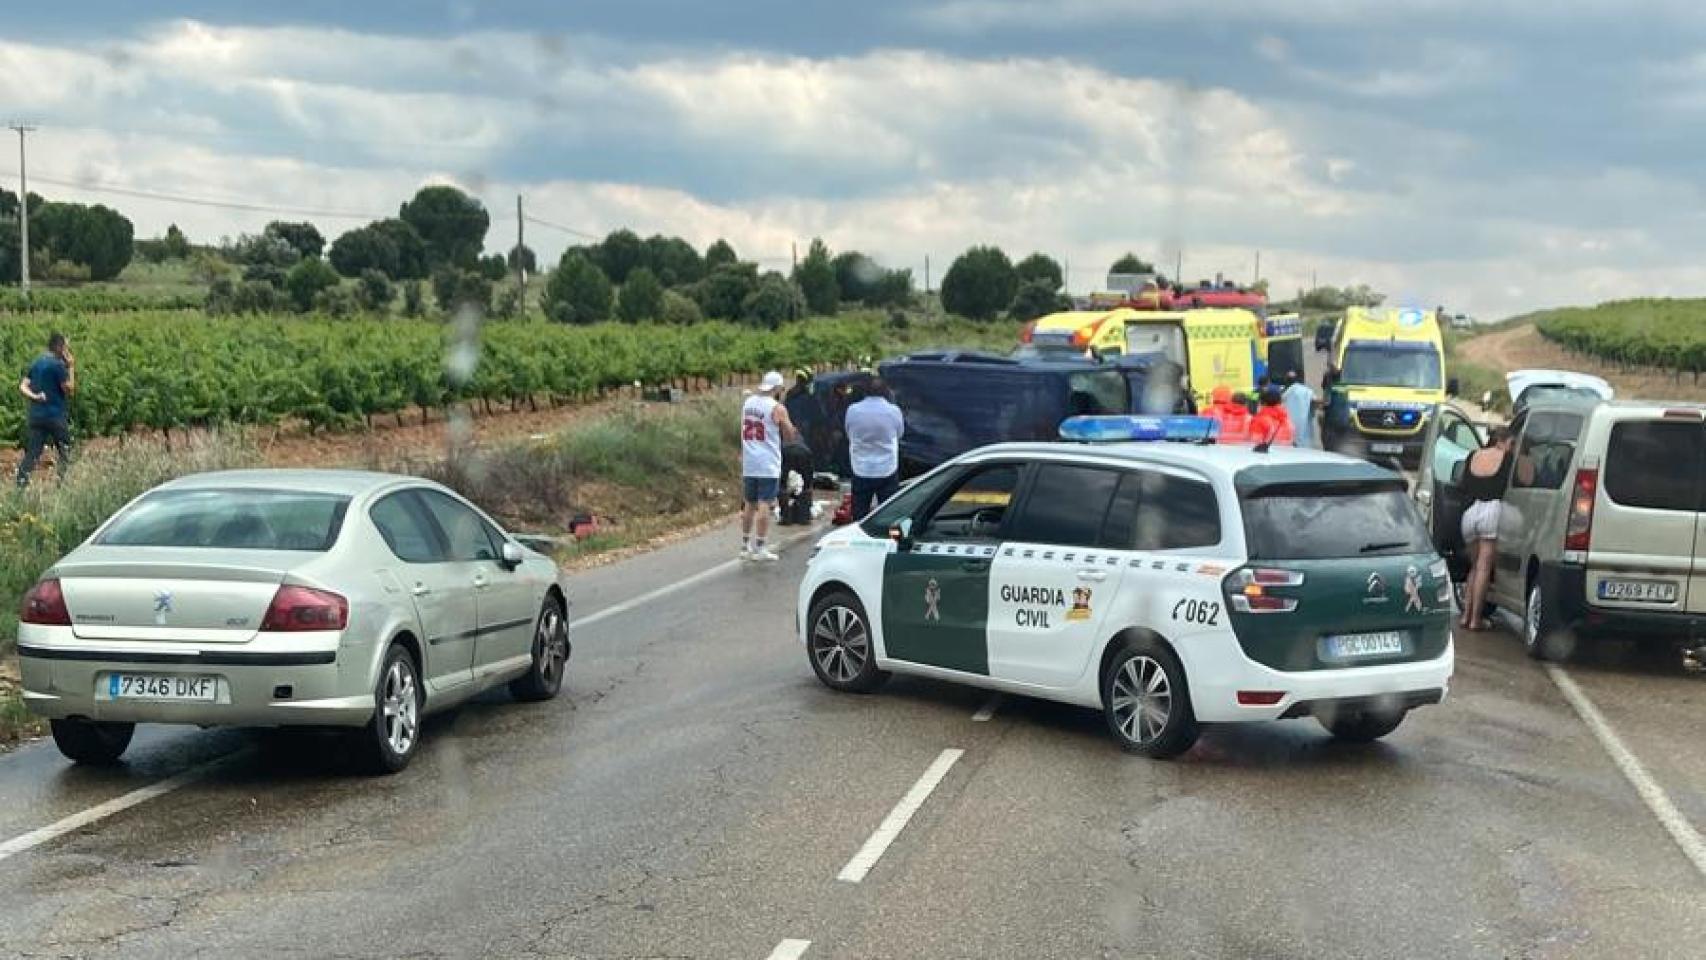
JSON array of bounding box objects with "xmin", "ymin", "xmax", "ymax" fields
[
  {"xmin": 1226, "ymin": 567, "xmax": 1303, "ymax": 614},
  {"xmin": 261, "ymin": 585, "xmax": 349, "ymax": 632},
  {"xmin": 1564, "ymin": 467, "xmax": 1598, "ymax": 552},
  {"xmin": 20, "ymin": 578, "xmax": 71, "ymax": 626}
]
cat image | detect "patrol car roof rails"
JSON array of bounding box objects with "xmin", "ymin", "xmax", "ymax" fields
[{"xmin": 1058, "ymin": 415, "xmax": 1219, "ymax": 445}]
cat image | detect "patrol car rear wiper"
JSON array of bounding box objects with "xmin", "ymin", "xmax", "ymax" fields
[{"xmin": 1357, "ymin": 540, "xmax": 1409, "ymax": 554}]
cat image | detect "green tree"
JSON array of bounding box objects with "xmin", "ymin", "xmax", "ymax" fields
[
  {"xmin": 1109, "ymin": 252, "xmax": 1154, "ymax": 275},
  {"xmin": 264, "ymin": 221, "xmax": 325, "ymax": 260},
  {"xmin": 357, "ymin": 269, "xmax": 395, "ymax": 312},
  {"xmin": 694, "ymin": 262, "xmax": 758, "ymax": 320},
  {"xmin": 592, "ymin": 228, "xmax": 645, "ymax": 285},
  {"xmin": 399, "ymin": 185, "xmax": 489, "ymax": 269},
  {"xmin": 229, "ymin": 232, "xmax": 299, "ymax": 269},
  {"xmin": 644, "ymin": 235, "xmax": 704, "ymax": 287},
  {"xmin": 869, "ymin": 268, "xmax": 914, "ymax": 308},
  {"xmin": 940, "ymin": 245, "xmax": 1017, "ymax": 321},
  {"xmin": 162, "ymin": 224, "xmax": 191, "ymax": 260},
  {"xmin": 31, "ymin": 202, "xmax": 135, "ymax": 281},
  {"xmin": 616, "ymin": 266, "xmax": 665, "ymax": 323},
  {"xmin": 329, "ymin": 224, "xmax": 400, "ymax": 278},
  {"xmin": 284, "ymin": 256, "xmax": 339, "ymax": 312},
  {"xmin": 705, "ymin": 238, "xmax": 739, "ymax": 269},
  {"xmin": 1015, "ymin": 252, "xmax": 1063, "ymax": 291},
  {"xmin": 479, "ymin": 253, "xmax": 508, "ymax": 282},
  {"xmin": 542, "ymin": 251, "xmax": 613, "ymax": 324},
  {"xmin": 660, "ymin": 289, "xmax": 704, "ymax": 325},
  {"xmin": 742, "ymin": 273, "xmax": 805, "ymax": 330},
  {"xmin": 793, "ymin": 238, "xmax": 839, "ymax": 316},
  {"xmin": 402, "ymin": 280, "xmax": 425, "ymax": 317},
  {"xmin": 433, "ymin": 266, "xmax": 492, "ymax": 313},
  {"xmin": 507, "ymin": 243, "xmax": 537, "ymax": 275},
  {"xmin": 373, "ymin": 218, "xmax": 430, "ymax": 279},
  {"xmin": 1008, "ymin": 278, "xmax": 1071, "ymax": 322}
]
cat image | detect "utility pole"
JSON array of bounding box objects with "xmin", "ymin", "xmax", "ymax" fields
[
  {"xmin": 1174, "ymin": 250, "xmax": 1183, "ymax": 286},
  {"xmin": 515, "ymin": 194, "xmax": 525, "ymax": 308},
  {"xmin": 791, "ymin": 241, "xmax": 797, "ymax": 273},
  {"xmin": 1253, "ymin": 250, "xmax": 1261, "ymax": 286},
  {"xmin": 9, "ymin": 123, "xmax": 34, "ymax": 299},
  {"xmin": 924, "ymin": 255, "xmax": 931, "ymax": 294}
]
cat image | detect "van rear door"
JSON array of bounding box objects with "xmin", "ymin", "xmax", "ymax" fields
[{"xmin": 1592, "ymin": 415, "xmax": 1706, "ymax": 614}]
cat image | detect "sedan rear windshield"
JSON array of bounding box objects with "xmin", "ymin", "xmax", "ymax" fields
[
  {"xmin": 99, "ymin": 489, "xmax": 352, "ymax": 551},
  {"xmin": 1242, "ymin": 482, "xmax": 1430, "ymax": 560}
]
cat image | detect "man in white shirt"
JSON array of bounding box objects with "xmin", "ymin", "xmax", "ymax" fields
[
  {"xmin": 843, "ymin": 378, "xmax": 905, "ymax": 518},
  {"xmin": 1281, "ymin": 370, "xmax": 1318, "ymax": 448},
  {"xmin": 740, "ymin": 370, "xmax": 797, "ymax": 561}
]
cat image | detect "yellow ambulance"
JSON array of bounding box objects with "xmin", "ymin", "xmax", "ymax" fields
[
  {"xmin": 1322, "ymin": 307, "xmax": 1457, "ymax": 466},
  {"xmin": 1021, "ymin": 308, "xmax": 1261, "ymax": 411}
]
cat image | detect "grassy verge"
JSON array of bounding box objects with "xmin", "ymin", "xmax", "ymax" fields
[
  {"xmin": 1, "ymin": 657, "xmax": 43, "ymax": 747},
  {"xmin": 410, "ymin": 395, "xmax": 746, "ymax": 560}
]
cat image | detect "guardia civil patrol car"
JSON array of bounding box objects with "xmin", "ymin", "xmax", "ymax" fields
[{"xmin": 797, "ymin": 416, "xmax": 1454, "ymax": 758}]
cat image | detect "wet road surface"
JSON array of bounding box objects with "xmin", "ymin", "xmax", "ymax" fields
[{"xmin": 4, "ymin": 518, "xmax": 1706, "ymax": 958}]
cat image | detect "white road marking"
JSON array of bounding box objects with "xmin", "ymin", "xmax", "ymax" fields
[
  {"xmin": 0, "ymin": 749, "xmax": 250, "ymax": 863},
  {"xmin": 765, "ymin": 939, "xmax": 811, "ymax": 960},
  {"xmin": 971, "ymin": 693, "xmax": 1003, "ymax": 722},
  {"xmin": 1545, "ymin": 663, "xmax": 1706, "ymax": 880},
  {"xmin": 837, "ymin": 748, "xmax": 964, "ymax": 883},
  {"xmin": 570, "ymin": 526, "xmax": 819, "ymax": 630}
]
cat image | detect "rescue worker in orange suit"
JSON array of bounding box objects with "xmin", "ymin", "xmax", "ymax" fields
[
  {"xmin": 1250, "ymin": 385, "xmax": 1296, "ymax": 446},
  {"xmin": 1204, "ymin": 385, "xmax": 1252, "ymax": 442}
]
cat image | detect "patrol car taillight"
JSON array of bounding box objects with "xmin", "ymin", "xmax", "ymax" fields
[
  {"xmin": 1564, "ymin": 467, "xmax": 1598, "ymax": 553},
  {"xmin": 1225, "ymin": 568, "xmax": 1302, "ymax": 614}
]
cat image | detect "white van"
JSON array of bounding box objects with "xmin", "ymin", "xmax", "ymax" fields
[{"xmin": 1415, "ymin": 395, "xmax": 1706, "ymax": 660}]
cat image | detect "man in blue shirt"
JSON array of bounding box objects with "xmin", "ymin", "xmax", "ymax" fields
[{"xmin": 16, "ymin": 332, "xmax": 76, "ymax": 487}]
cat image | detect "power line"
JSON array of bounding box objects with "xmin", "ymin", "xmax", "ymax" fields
[
  {"xmin": 521, "ymin": 213, "xmax": 600, "ymax": 241},
  {"xmin": 0, "ymin": 169, "xmax": 388, "ymax": 220}
]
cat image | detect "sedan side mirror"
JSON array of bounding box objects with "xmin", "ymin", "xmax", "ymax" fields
[
  {"xmin": 1446, "ymin": 377, "xmax": 1461, "ymax": 397},
  {"xmin": 500, "ymin": 541, "xmax": 526, "ymax": 570},
  {"xmin": 890, "ymin": 517, "xmax": 915, "ymax": 552}
]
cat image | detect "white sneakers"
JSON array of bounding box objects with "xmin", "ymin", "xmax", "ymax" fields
[{"xmin": 740, "ymin": 544, "xmax": 779, "ymax": 562}]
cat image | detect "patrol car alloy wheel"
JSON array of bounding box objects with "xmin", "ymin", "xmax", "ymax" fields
[
  {"xmin": 807, "ymin": 590, "xmax": 887, "ymax": 693},
  {"xmin": 1102, "ymin": 639, "xmax": 1199, "ymax": 759}
]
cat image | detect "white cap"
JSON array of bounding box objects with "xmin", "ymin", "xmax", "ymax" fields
[{"xmin": 758, "ymin": 370, "xmax": 785, "ymax": 393}]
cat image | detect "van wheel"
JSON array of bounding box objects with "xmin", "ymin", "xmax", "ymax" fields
[
  {"xmin": 1525, "ymin": 582, "xmax": 1571, "ymax": 661},
  {"xmin": 807, "ymin": 590, "xmax": 888, "ymax": 693},
  {"xmin": 1102, "ymin": 638, "xmax": 1198, "ymax": 759},
  {"xmin": 1319, "ymin": 709, "xmax": 1406, "ymax": 743},
  {"xmin": 50, "ymin": 719, "xmax": 134, "ymax": 765}
]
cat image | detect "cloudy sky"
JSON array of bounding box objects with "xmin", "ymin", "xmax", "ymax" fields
[{"xmin": 4, "ymin": 1, "xmax": 1706, "ymax": 317}]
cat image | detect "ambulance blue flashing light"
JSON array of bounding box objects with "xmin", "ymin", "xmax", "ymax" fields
[{"xmin": 1059, "ymin": 415, "xmax": 1219, "ymax": 443}]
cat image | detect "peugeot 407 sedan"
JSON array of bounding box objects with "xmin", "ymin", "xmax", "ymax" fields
[{"xmin": 17, "ymin": 470, "xmax": 571, "ymax": 774}]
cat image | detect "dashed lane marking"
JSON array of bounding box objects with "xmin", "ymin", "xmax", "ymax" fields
[
  {"xmin": 570, "ymin": 525, "xmax": 820, "ymax": 631},
  {"xmin": 971, "ymin": 693, "xmax": 1003, "ymax": 722},
  {"xmin": 1545, "ymin": 663, "xmax": 1706, "ymax": 880},
  {"xmin": 765, "ymin": 939, "xmax": 811, "ymax": 959},
  {"xmin": 837, "ymin": 748, "xmax": 964, "ymax": 883}
]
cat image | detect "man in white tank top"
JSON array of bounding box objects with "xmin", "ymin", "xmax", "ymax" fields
[{"xmin": 739, "ymin": 370, "xmax": 797, "ymax": 561}]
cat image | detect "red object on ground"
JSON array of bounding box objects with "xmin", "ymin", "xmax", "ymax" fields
[
  {"xmin": 570, "ymin": 514, "xmax": 601, "ymax": 538},
  {"xmin": 832, "ymin": 492, "xmax": 854, "ymax": 526}
]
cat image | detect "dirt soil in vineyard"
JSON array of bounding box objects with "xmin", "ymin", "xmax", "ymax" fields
[{"xmin": 1461, "ymin": 324, "xmax": 1706, "ymax": 404}]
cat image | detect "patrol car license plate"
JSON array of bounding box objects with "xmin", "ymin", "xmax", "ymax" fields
[
  {"xmin": 1370, "ymin": 443, "xmax": 1404, "ymax": 454},
  {"xmin": 1322, "ymin": 631, "xmax": 1406, "ymax": 660},
  {"xmin": 107, "ymin": 674, "xmax": 217, "ymax": 702},
  {"xmin": 1598, "ymin": 579, "xmax": 1678, "ymax": 603}
]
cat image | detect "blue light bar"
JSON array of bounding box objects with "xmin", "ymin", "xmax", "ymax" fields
[{"xmin": 1059, "ymin": 415, "xmax": 1219, "ymax": 443}]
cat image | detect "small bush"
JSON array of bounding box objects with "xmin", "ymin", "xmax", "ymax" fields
[{"xmin": 661, "ymin": 289, "xmax": 703, "ymax": 326}]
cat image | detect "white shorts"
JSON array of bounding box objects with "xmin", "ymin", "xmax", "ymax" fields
[{"xmin": 1461, "ymin": 499, "xmax": 1501, "ymax": 543}]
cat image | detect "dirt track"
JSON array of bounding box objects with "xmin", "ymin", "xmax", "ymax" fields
[{"xmin": 1462, "ymin": 324, "xmax": 1706, "ymax": 404}]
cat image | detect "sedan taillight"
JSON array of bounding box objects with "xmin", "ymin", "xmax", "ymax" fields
[
  {"xmin": 261, "ymin": 585, "xmax": 349, "ymax": 632},
  {"xmin": 20, "ymin": 578, "xmax": 71, "ymax": 626}
]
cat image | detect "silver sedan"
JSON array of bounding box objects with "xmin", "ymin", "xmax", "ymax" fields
[{"xmin": 17, "ymin": 469, "xmax": 571, "ymax": 773}]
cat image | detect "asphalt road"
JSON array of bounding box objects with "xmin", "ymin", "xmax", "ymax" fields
[{"xmin": 4, "ymin": 512, "xmax": 1706, "ymax": 959}]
